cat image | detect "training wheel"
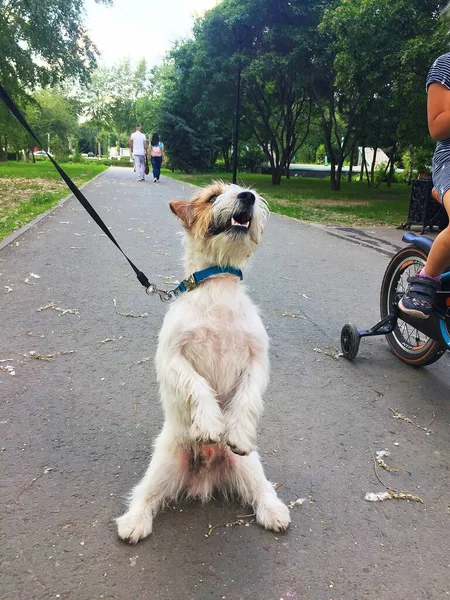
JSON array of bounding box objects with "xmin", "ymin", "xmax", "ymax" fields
[{"xmin": 340, "ymin": 324, "xmax": 361, "ymax": 360}]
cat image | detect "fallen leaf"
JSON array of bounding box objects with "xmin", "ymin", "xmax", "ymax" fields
[
  {"xmin": 0, "ymin": 365, "xmax": 15, "ymax": 375},
  {"xmin": 37, "ymin": 301, "xmax": 57, "ymax": 312},
  {"xmin": 29, "ymin": 351, "xmax": 54, "ymax": 361},
  {"xmin": 98, "ymin": 336, "xmax": 123, "ymax": 344},
  {"xmin": 375, "ymin": 450, "xmax": 405, "ymax": 473},
  {"xmin": 365, "ymin": 491, "xmax": 423, "ymax": 504},
  {"xmin": 288, "ymin": 498, "xmax": 306, "ymax": 509},
  {"xmin": 313, "ymin": 347, "xmax": 343, "ymax": 360}
]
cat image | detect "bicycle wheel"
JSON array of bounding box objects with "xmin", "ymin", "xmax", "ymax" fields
[{"xmin": 380, "ymin": 246, "xmax": 447, "ymax": 366}]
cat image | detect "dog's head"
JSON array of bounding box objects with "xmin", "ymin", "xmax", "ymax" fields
[{"xmin": 169, "ymin": 182, "xmax": 267, "ymax": 267}]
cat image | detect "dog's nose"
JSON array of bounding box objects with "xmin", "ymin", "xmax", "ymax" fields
[{"xmin": 237, "ymin": 191, "xmax": 255, "ymax": 206}]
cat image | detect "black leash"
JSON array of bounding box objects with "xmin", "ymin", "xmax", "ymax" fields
[{"xmin": 0, "ymin": 84, "xmax": 151, "ymax": 291}]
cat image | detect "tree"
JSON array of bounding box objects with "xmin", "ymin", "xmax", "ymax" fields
[
  {"xmin": 0, "ymin": 0, "xmax": 111, "ymax": 92},
  {"xmin": 174, "ymin": 0, "xmax": 316, "ymax": 182},
  {"xmin": 82, "ymin": 69, "xmax": 112, "ymax": 157},
  {"xmin": 30, "ymin": 89, "xmax": 78, "ymax": 159},
  {"xmin": 158, "ymin": 48, "xmax": 212, "ymax": 172},
  {"xmin": 244, "ymin": 55, "xmax": 312, "ymax": 184},
  {"xmin": 313, "ymin": 0, "xmax": 450, "ymax": 190}
]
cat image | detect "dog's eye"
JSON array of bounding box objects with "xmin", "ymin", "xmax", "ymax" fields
[{"xmin": 209, "ymin": 195, "xmax": 217, "ymax": 203}]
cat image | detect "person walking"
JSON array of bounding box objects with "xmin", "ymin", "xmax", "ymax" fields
[
  {"xmin": 148, "ymin": 133, "xmax": 164, "ymax": 182},
  {"xmin": 130, "ymin": 125, "xmax": 147, "ymax": 181}
]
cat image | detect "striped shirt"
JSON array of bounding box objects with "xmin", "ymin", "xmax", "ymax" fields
[{"xmin": 427, "ymin": 53, "xmax": 450, "ymax": 199}]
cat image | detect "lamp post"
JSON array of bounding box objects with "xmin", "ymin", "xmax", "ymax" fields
[{"xmin": 231, "ymin": 24, "xmax": 249, "ymax": 185}]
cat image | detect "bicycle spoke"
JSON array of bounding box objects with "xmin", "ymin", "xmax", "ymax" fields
[{"xmin": 393, "ymin": 258, "xmax": 430, "ymax": 351}]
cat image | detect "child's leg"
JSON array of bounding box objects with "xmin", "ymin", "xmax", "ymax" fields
[
  {"xmin": 424, "ymin": 192, "xmax": 450, "ymax": 275},
  {"xmin": 399, "ymin": 191, "xmax": 450, "ymax": 318}
]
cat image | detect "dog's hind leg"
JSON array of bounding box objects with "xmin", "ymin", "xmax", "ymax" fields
[
  {"xmin": 116, "ymin": 434, "xmax": 186, "ymax": 544},
  {"xmin": 229, "ymin": 451, "xmax": 291, "ymax": 533}
]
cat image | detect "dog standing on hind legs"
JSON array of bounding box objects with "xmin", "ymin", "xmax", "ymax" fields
[{"xmin": 116, "ymin": 182, "xmax": 291, "ymax": 543}]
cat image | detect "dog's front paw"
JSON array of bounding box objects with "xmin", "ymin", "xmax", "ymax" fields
[
  {"xmin": 256, "ymin": 497, "xmax": 291, "ymax": 532},
  {"xmin": 190, "ymin": 408, "xmax": 225, "ymax": 444},
  {"xmin": 116, "ymin": 508, "xmax": 153, "ymax": 544},
  {"xmin": 226, "ymin": 427, "xmax": 256, "ymax": 456}
]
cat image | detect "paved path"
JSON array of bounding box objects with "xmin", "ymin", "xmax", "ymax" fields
[
  {"xmin": 1, "ymin": 168, "xmax": 449, "ymax": 600},
  {"xmin": 321, "ymin": 225, "xmax": 439, "ymax": 258}
]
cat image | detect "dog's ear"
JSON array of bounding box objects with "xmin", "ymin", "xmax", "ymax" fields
[{"xmin": 169, "ymin": 200, "xmax": 195, "ymax": 228}]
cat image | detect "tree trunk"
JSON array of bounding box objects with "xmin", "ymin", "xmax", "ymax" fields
[
  {"xmin": 271, "ymin": 168, "xmax": 282, "ymax": 185},
  {"xmin": 97, "ymin": 137, "xmax": 102, "ymax": 158},
  {"xmin": 271, "ymin": 159, "xmax": 283, "ymax": 185},
  {"xmin": 330, "ymin": 161, "xmax": 338, "ymax": 191},
  {"xmin": 286, "ymin": 161, "xmax": 290, "ymax": 179},
  {"xmin": 386, "ymin": 148, "xmax": 396, "ymax": 187},
  {"xmin": 335, "ymin": 160, "xmax": 343, "ymax": 191},
  {"xmin": 360, "ymin": 146, "xmax": 365, "ymax": 182},
  {"xmin": 370, "ymin": 146, "xmax": 378, "ymax": 187},
  {"xmin": 375, "ymin": 158, "xmax": 391, "ymax": 188},
  {"xmin": 348, "ymin": 142, "xmax": 357, "ymax": 183},
  {"xmin": 363, "ymin": 151, "xmax": 371, "ymax": 186},
  {"xmin": 348, "ymin": 151, "xmax": 354, "ymax": 183},
  {"xmin": 222, "ymin": 148, "xmax": 231, "ymax": 172},
  {"xmin": 407, "ymin": 147, "xmax": 414, "ymax": 185}
]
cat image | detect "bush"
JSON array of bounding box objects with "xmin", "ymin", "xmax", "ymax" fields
[
  {"xmin": 69, "ymin": 151, "xmax": 83, "ymax": 163},
  {"xmin": 316, "ymin": 144, "xmax": 326, "ymax": 164},
  {"xmin": 295, "ymin": 144, "xmax": 316, "ymax": 164},
  {"xmin": 95, "ymin": 158, "xmax": 132, "ymax": 167}
]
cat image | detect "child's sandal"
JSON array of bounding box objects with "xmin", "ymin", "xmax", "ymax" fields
[{"xmin": 399, "ymin": 275, "xmax": 441, "ymax": 319}]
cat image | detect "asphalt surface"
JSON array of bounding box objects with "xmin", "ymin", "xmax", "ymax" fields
[{"xmin": 1, "ymin": 167, "xmax": 449, "ymax": 600}]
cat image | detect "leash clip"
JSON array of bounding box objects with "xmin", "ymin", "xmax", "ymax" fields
[
  {"xmin": 146, "ymin": 283, "xmax": 173, "ymax": 302},
  {"xmin": 182, "ymin": 274, "xmax": 197, "ymax": 292}
]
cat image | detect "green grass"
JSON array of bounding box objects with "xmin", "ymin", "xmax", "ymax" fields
[
  {"xmin": 0, "ymin": 161, "xmax": 108, "ymax": 241},
  {"xmin": 162, "ymin": 170, "xmax": 410, "ymax": 227},
  {"xmin": 0, "ymin": 160, "xmax": 107, "ymax": 181}
]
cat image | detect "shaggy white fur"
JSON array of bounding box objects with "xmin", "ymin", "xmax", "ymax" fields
[{"xmin": 116, "ymin": 182, "xmax": 290, "ymax": 544}]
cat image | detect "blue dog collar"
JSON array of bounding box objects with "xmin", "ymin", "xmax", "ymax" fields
[{"xmin": 171, "ymin": 266, "xmax": 243, "ymax": 298}]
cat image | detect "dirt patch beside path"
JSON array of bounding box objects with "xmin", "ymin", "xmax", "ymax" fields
[{"xmin": 0, "ymin": 178, "xmax": 66, "ymax": 219}]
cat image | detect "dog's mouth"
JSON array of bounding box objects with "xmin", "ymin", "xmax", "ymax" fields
[
  {"xmin": 230, "ymin": 212, "xmax": 252, "ymax": 232},
  {"xmin": 209, "ymin": 209, "xmax": 253, "ymax": 237}
]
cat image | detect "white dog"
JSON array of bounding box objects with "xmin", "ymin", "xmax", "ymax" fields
[{"xmin": 116, "ymin": 182, "xmax": 290, "ymax": 543}]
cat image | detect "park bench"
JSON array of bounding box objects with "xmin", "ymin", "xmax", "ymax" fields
[{"xmin": 398, "ymin": 178, "xmax": 448, "ymax": 234}]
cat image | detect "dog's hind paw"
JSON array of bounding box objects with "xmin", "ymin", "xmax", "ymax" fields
[
  {"xmin": 116, "ymin": 509, "xmax": 153, "ymax": 544},
  {"xmin": 227, "ymin": 443, "xmax": 251, "ymax": 456},
  {"xmin": 256, "ymin": 497, "xmax": 291, "ymax": 532},
  {"xmin": 225, "ymin": 429, "xmax": 255, "ymax": 456}
]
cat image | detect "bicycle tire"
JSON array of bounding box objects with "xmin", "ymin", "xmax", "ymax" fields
[{"xmin": 380, "ymin": 246, "xmax": 447, "ymax": 366}]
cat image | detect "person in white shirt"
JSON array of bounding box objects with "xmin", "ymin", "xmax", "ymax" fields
[{"xmin": 129, "ymin": 125, "xmax": 147, "ymax": 181}]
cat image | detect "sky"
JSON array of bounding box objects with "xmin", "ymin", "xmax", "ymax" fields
[{"xmin": 83, "ymin": 0, "xmax": 219, "ymax": 67}]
